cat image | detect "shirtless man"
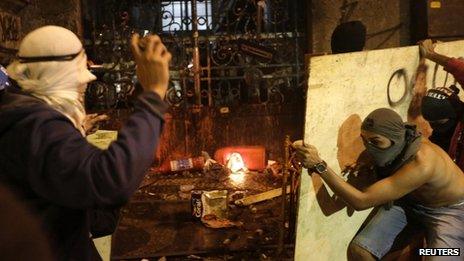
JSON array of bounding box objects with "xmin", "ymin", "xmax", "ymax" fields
[{"xmin": 294, "ymin": 108, "xmax": 464, "ymax": 260}]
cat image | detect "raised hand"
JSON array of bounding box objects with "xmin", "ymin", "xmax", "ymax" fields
[
  {"xmin": 419, "ymin": 39, "xmax": 435, "ymax": 59},
  {"xmin": 130, "ymin": 34, "xmax": 172, "ymax": 98}
]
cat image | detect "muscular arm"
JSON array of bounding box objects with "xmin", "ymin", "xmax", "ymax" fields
[
  {"xmin": 425, "ymin": 51, "xmax": 452, "ymax": 67},
  {"xmin": 407, "ymin": 61, "xmax": 432, "ymax": 138},
  {"xmin": 318, "ymin": 155, "xmax": 431, "ymax": 211},
  {"xmin": 420, "ymin": 39, "xmax": 464, "ymax": 86}
]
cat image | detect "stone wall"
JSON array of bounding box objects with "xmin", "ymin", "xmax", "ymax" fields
[
  {"xmin": 0, "ymin": 0, "xmax": 82, "ymax": 64},
  {"xmin": 20, "ymin": 0, "xmax": 82, "ymax": 38}
]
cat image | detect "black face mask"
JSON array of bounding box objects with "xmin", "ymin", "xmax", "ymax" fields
[
  {"xmin": 363, "ymin": 138, "xmax": 406, "ymax": 167},
  {"xmin": 430, "ymin": 118, "xmax": 457, "ymax": 134},
  {"xmin": 361, "ymin": 108, "xmax": 408, "ymax": 168}
]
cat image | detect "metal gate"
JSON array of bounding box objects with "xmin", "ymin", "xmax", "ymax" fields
[{"xmin": 83, "ymin": 0, "xmax": 307, "ymax": 111}]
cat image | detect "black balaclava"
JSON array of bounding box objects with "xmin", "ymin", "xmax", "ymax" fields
[
  {"xmin": 421, "ymin": 87, "xmax": 464, "ymax": 133},
  {"xmin": 361, "ymin": 108, "xmax": 407, "ymax": 167}
]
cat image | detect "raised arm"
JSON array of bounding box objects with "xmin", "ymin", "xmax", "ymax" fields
[
  {"xmin": 407, "ymin": 59, "xmax": 432, "ymax": 138},
  {"xmin": 27, "ymin": 34, "xmax": 172, "ymax": 209},
  {"xmin": 420, "ymin": 39, "xmax": 464, "ymax": 86},
  {"xmin": 419, "ymin": 39, "xmax": 451, "ymax": 66},
  {"xmin": 407, "ymin": 61, "xmax": 428, "ymax": 121}
]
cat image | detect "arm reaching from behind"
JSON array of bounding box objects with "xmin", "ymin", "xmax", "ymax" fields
[{"xmin": 407, "ymin": 59, "xmax": 432, "ymax": 138}]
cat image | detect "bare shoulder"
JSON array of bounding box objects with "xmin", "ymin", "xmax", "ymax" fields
[
  {"xmin": 386, "ymin": 140, "xmax": 434, "ymax": 189},
  {"xmin": 413, "ymin": 140, "xmax": 437, "ymax": 173},
  {"xmin": 389, "ymin": 140, "xmax": 435, "ymax": 179}
]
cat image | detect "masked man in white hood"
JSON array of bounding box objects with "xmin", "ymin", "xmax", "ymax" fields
[{"xmin": 0, "ymin": 25, "xmax": 171, "ymax": 260}]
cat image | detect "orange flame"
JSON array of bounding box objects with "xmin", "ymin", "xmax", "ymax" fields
[{"xmin": 226, "ymin": 153, "xmax": 248, "ymax": 185}]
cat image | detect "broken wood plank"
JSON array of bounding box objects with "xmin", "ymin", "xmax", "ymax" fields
[{"xmin": 235, "ymin": 186, "xmax": 291, "ymax": 206}]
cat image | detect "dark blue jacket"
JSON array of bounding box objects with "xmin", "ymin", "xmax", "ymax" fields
[{"xmin": 0, "ymin": 88, "xmax": 167, "ymax": 260}]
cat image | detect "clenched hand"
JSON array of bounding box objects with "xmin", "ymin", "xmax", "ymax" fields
[
  {"xmin": 130, "ymin": 34, "xmax": 172, "ymax": 98},
  {"xmin": 419, "ymin": 39, "xmax": 435, "ymax": 59},
  {"xmin": 292, "ymin": 140, "xmax": 323, "ymax": 169}
]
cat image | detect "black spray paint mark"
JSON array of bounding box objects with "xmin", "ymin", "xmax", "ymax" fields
[
  {"xmin": 387, "ymin": 61, "xmax": 458, "ymax": 107},
  {"xmin": 387, "ymin": 68, "xmax": 408, "ymax": 107}
]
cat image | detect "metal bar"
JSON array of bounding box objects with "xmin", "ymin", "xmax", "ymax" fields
[
  {"xmin": 191, "ymin": 0, "xmax": 201, "ymax": 106},
  {"xmin": 288, "ymin": 139, "xmax": 296, "ymax": 241},
  {"xmin": 278, "ymin": 135, "xmax": 291, "ymax": 255}
]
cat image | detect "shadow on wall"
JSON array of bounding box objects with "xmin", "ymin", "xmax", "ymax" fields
[{"xmin": 310, "ymin": 114, "xmax": 376, "ymax": 217}]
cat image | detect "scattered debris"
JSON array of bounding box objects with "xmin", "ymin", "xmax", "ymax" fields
[
  {"xmin": 180, "ymin": 184, "xmax": 195, "ymax": 192},
  {"xmin": 201, "ymin": 214, "xmax": 244, "ymax": 229},
  {"xmin": 178, "ymin": 191, "xmax": 191, "ymax": 200},
  {"xmin": 230, "ymin": 190, "xmax": 246, "ymax": 201},
  {"xmin": 202, "ymin": 151, "xmax": 224, "ymax": 172},
  {"xmin": 266, "ymin": 160, "xmax": 283, "ymax": 178},
  {"xmin": 187, "ymin": 255, "xmax": 202, "ymax": 259},
  {"xmin": 165, "ymin": 194, "xmax": 178, "ymax": 201}
]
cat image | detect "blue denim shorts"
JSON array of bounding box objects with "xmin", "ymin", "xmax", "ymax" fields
[{"xmin": 352, "ymin": 201, "xmax": 464, "ymax": 260}]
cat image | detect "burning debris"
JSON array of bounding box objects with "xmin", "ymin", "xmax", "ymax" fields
[
  {"xmin": 114, "ymin": 142, "xmax": 301, "ymax": 259},
  {"xmin": 226, "ymin": 152, "xmax": 248, "ymax": 173}
]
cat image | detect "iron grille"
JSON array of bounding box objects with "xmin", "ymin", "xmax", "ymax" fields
[{"xmin": 83, "ymin": 0, "xmax": 307, "ymax": 111}]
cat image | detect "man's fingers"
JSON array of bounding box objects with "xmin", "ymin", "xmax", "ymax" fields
[
  {"xmin": 144, "ymin": 35, "xmax": 161, "ymax": 59},
  {"xmin": 154, "ymin": 42, "xmax": 166, "ymax": 57},
  {"xmin": 164, "ymin": 51, "xmax": 172, "ymax": 64},
  {"xmin": 94, "ymin": 114, "xmax": 109, "ymax": 121},
  {"xmin": 130, "ymin": 34, "xmax": 142, "ymax": 61},
  {"xmin": 88, "ymin": 114, "xmax": 109, "ymax": 125}
]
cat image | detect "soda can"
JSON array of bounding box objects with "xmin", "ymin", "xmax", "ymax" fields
[{"xmin": 191, "ymin": 190, "xmax": 203, "ymax": 220}]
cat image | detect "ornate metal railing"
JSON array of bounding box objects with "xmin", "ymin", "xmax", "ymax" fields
[{"xmin": 83, "ymin": 0, "xmax": 306, "ymax": 112}]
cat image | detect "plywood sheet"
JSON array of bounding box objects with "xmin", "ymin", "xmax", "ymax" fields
[{"xmin": 295, "ymin": 40, "xmax": 464, "ymax": 261}]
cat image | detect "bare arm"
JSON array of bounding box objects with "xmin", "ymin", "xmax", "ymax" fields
[
  {"xmin": 407, "ymin": 61, "xmax": 428, "ymax": 121},
  {"xmin": 420, "ymin": 39, "xmax": 451, "ymax": 66},
  {"xmin": 294, "ymin": 141, "xmax": 432, "ymax": 211},
  {"xmin": 319, "ymin": 158, "xmax": 430, "ymax": 210},
  {"xmin": 407, "ymin": 60, "xmax": 433, "ymax": 138}
]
